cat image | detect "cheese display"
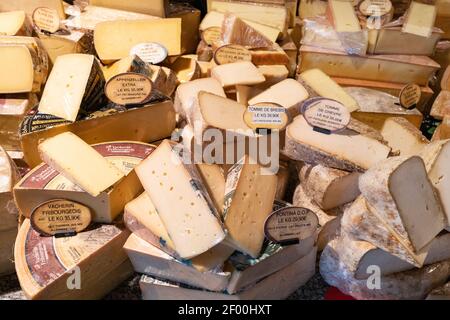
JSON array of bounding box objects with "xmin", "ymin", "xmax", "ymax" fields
[{"xmin": 381, "ymin": 118, "xmax": 429, "ymax": 156}]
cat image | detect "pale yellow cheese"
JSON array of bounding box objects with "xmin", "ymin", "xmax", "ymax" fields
[
  {"xmin": 0, "ymin": 11, "xmax": 30, "ymax": 36},
  {"xmin": 328, "ymin": 0, "xmax": 361, "ymax": 32},
  {"xmin": 0, "ymin": 45, "xmax": 33, "ymax": 94},
  {"xmin": 211, "ymin": 61, "xmax": 265, "ymax": 88},
  {"xmin": 0, "ymin": 0, "xmax": 65, "ymax": 19},
  {"xmin": 89, "ymin": 0, "xmax": 165, "ymax": 17},
  {"xmin": 403, "ymin": 2, "xmax": 437, "ymax": 37}
]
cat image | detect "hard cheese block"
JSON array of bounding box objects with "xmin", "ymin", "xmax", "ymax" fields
[
  {"xmin": 381, "ymin": 117, "xmax": 429, "ymax": 156},
  {"xmin": 0, "ymin": 11, "xmax": 31, "ymax": 36},
  {"xmin": 299, "ymin": 163, "xmax": 360, "ymax": 211},
  {"xmin": 327, "ymin": 0, "xmax": 361, "ymax": 32},
  {"xmin": 285, "ymin": 116, "xmax": 391, "ymax": 171},
  {"xmin": 298, "ymin": 46, "xmax": 440, "ymax": 86},
  {"xmin": 38, "ymin": 132, "xmax": 125, "ymax": 197},
  {"xmin": 0, "ymin": 0, "xmax": 65, "ymax": 19},
  {"xmin": 298, "ymin": 69, "xmax": 359, "ymax": 113},
  {"xmin": 89, "ymin": 0, "xmax": 165, "ymax": 17},
  {"xmin": 15, "ymin": 141, "xmax": 154, "ymax": 223},
  {"xmin": 0, "ymin": 146, "xmax": 19, "ymax": 232},
  {"xmin": 102, "ymin": 55, "xmax": 151, "ymax": 81},
  {"xmin": 248, "ymin": 79, "xmax": 309, "ymax": 118},
  {"xmin": 38, "ymin": 54, "xmax": 105, "ymax": 122},
  {"xmin": 431, "ymin": 90, "xmax": 450, "ymax": 120},
  {"xmin": 403, "ymin": 2, "xmax": 437, "ymax": 37},
  {"xmin": 94, "ymin": 19, "xmax": 182, "ymax": 63},
  {"xmin": 15, "ymin": 219, "xmax": 132, "ymax": 300},
  {"xmin": 135, "ymin": 140, "xmax": 226, "ymax": 259},
  {"xmin": 223, "ymin": 156, "xmax": 277, "ymax": 258},
  {"xmin": 359, "ymin": 156, "xmax": 446, "ymax": 252},
  {"xmin": 196, "ymin": 163, "xmax": 226, "ymax": 216},
  {"xmin": 211, "ymin": 62, "xmax": 265, "ymax": 88},
  {"xmin": 124, "ymin": 233, "xmax": 233, "ymax": 292}
]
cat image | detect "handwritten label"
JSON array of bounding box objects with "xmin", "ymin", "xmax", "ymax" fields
[
  {"xmin": 243, "ymin": 102, "xmax": 289, "ymax": 131},
  {"xmin": 32, "ymin": 7, "xmax": 60, "ymax": 33},
  {"xmin": 105, "ymin": 73, "xmax": 153, "ymax": 105},
  {"xmin": 202, "ymin": 27, "xmax": 222, "ymax": 46},
  {"xmin": 301, "ymin": 97, "xmax": 351, "ymax": 134},
  {"xmin": 214, "ymin": 44, "xmax": 252, "ymax": 65},
  {"xmin": 130, "ymin": 42, "xmax": 168, "ymax": 65},
  {"xmin": 264, "ymin": 207, "xmax": 318, "ymax": 245},
  {"xmin": 359, "ymin": 0, "xmax": 392, "ymax": 16},
  {"xmin": 399, "ymin": 83, "xmax": 421, "ymax": 109},
  {"xmin": 30, "ymin": 199, "xmax": 92, "ymax": 236}
]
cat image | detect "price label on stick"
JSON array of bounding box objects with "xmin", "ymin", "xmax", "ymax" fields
[
  {"xmin": 202, "ymin": 26, "xmax": 222, "ymax": 46},
  {"xmin": 301, "ymin": 97, "xmax": 351, "ymax": 134},
  {"xmin": 243, "ymin": 102, "xmax": 289, "ymax": 133},
  {"xmin": 33, "ymin": 7, "xmax": 60, "ymax": 33},
  {"xmin": 105, "ymin": 72, "xmax": 153, "ymax": 105},
  {"xmin": 214, "ymin": 44, "xmax": 252, "ymax": 65},
  {"xmin": 130, "ymin": 42, "xmax": 168, "ymax": 65},
  {"xmin": 399, "ymin": 83, "xmax": 421, "ymax": 110}
]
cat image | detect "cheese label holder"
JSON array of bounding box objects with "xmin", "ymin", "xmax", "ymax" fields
[
  {"xmin": 129, "ymin": 43, "xmax": 168, "ymax": 65},
  {"xmin": 202, "ymin": 27, "xmax": 222, "ymax": 46},
  {"xmin": 399, "ymin": 83, "xmax": 421, "ymax": 110},
  {"xmin": 105, "ymin": 73, "xmax": 153, "ymax": 106},
  {"xmin": 264, "ymin": 206, "xmax": 318, "ymax": 245},
  {"xmin": 214, "ymin": 44, "xmax": 252, "ymax": 65},
  {"xmin": 30, "ymin": 199, "xmax": 92, "ymax": 237},
  {"xmin": 301, "ymin": 97, "xmax": 351, "ymax": 135},
  {"xmin": 32, "ymin": 7, "xmax": 60, "ymax": 34},
  {"xmin": 243, "ymin": 102, "xmax": 288, "ymax": 134},
  {"xmin": 358, "ymin": 0, "xmax": 392, "ymax": 17}
]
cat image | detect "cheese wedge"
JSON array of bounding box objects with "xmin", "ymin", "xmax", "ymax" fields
[
  {"xmin": 89, "ymin": 0, "xmax": 165, "ymax": 17},
  {"xmin": 257, "ymin": 65, "xmax": 289, "ymax": 86},
  {"xmin": 102, "ymin": 55, "xmax": 151, "ymax": 81},
  {"xmin": 38, "ymin": 54, "xmax": 105, "ymax": 122},
  {"xmin": 359, "ymin": 156, "xmax": 446, "ymax": 251},
  {"xmin": 94, "ymin": 19, "xmax": 182, "ymax": 63},
  {"xmin": 211, "ymin": 61, "xmax": 265, "ymax": 88},
  {"xmin": 0, "ymin": 11, "xmax": 31, "ymax": 36},
  {"xmin": 38, "ymin": 132, "xmax": 125, "ymax": 197},
  {"xmin": 403, "ymin": 2, "xmax": 437, "ymax": 37},
  {"xmin": 135, "ymin": 140, "xmax": 226, "ymax": 259},
  {"xmin": 381, "ymin": 117, "xmax": 429, "ymax": 156},
  {"xmin": 171, "ymin": 56, "xmax": 201, "ymax": 83},
  {"xmin": 327, "ymin": 0, "xmax": 361, "ymax": 32},
  {"xmin": 431, "ymin": 90, "xmax": 450, "ymax": 120},
  {"xmin": 223, "ymin": 156, "xmax": 277, "ymax": 258},
  {"xmin": 420, "ymin": 140, "xmax": 450, "ymax": 230},
  {"xmin": 0, "ymin": 45, "xmax": 34, "ymax": 94},
  {"xmin": 285, "ymin": 116, "xmax": 391, "ymax": 171},
  {"xmin": 0, "ymin": 0, "xmax": 65, "ymax": 19},
  {"xmin": 298, "ymin": 69, "xmax": 359, "ymax": 112},
  {"xmin": 196, "ymin": 163, "xmax": 226, "ymax": 215},
  {"xmin": 248, "ymin": 79, "xmax": 309, "ymax": 118}
]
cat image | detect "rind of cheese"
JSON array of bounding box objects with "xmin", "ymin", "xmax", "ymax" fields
[
  {"xmin": 248, "ymin": 79, "xmax": 309, "ymax": 118},
  {"xmin": 0, "ymin": 11, "xmax": 31, "ymax": 36},
  {"xmin": 171, "ymin": 56, "xmax": 201, "ymax": 84},
  {"xmin": 196, "ymin": 164, "xmax": 226, "ymax": 216},
  {"xmin": 135, "ymin": 140, "xmax": 226, "ymax": 259},
  {"xmin": 102, "ymin": 55, "xmax": 151, "ymax": 81},
  {"xmin": 298, "ymin": 69, "xmax": 359, "ymax": 113},
  {"xmin": 359, "ymin": 156, "xmax": 446, "ymax": 251},
  {"xmin": 431, "ymin": 90, "xmax": 450, "ymax": 120},
  {"xmin": 285, "ymin": 116, "xmax": 391, "ymax": 172},
  {"xmin": 211, "ymin": 61, "xmax": 265, "ymax": 88},
  {"xmin": 0, "ymin": 146, "xmax": 19, "ymax": 232},
  {"xmin": 94, "ymin": 19, "xmax": 182, "ymax": 63},
  {"xmin": 38, "ymin": 132, "xmax": 125, "ymax": 197}
]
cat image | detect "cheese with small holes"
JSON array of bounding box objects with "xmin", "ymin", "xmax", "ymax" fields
[
  {"xmin": 381, "ymin": 117, "xmax": 429, "ymax": 156},
  {"xmin": 248, "ymin": 79, "xmax": 309, "ymax": 118},
  {"xmin": 0, "ymin": 0, "xmax": 65, "ymax": 19},
  {"xmin": 0, "ymin": 146, "xmax": 19, "ymax": 232},
  {"xmin": 359, "ymin": 156, "xmax": 446, "ymax": 252},
  {"xmin": 221, "ymin": 13, "xmax": 274, "ymax": 49},
  {"xmin": 199, "ymin": 11, "xmax": 280, "ymax": 42},
  {"xmin": 38, "ymin": 132, "xmax": 125, "ymax": 197},
  {"xmin": 298, "ymin": 69, "xmax": 359, "ymax": 113},
  {"xmin": 327, "ymin": 0, "xmax": 361, "ymax": 32},
  {"xmin": 196, "ymin": 164, "xmax": 226, "ymax": 215},
  {"xmin": 89, "ymin": 0, "xmax": 165, "ymax": 17},
  {"xmin": 15, "ymin": 219, "xmax": 132, "ymax": 300},
  {"xmin": 298, "ymin": 46, "xmax": 440, "ymax": 86},
  {"xmin": 223, "ymin": 156, "xmax": 277, "ymax": 258},
  {"xmin": 403, "ymin": 2, "xmax": 437, "ymax": 37},
  {"xmin": 135, "ymin": 140, "xmax": 226, "ymax": 259},
  {"xmin": 38, "ymin": 54, "xmax": 105, "ymax": 122},
  {"xmin": 420, "ymin": 140, "xmax": 450, "ymax": 230},
  {"xmin": 94, "ymin": 19, "xmax": 182, "ymax": 63},
  {"xmin": 299, "ymin": 163, "xmax": 360, "ymax": 211},
  {"xmin": 0, "ymin": 11, "xmax": 31, "ymax": 36},
  {"xmin": 285, "ymin": 116, "xmax": 391, "ymax": 171},
  {"xmin": 211, "ymin": 61, "xmax": 265, "ymax": 88}
]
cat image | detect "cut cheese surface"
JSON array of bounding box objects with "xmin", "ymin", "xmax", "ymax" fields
[
  {"xmin": 38, "ymin": 132, "xmax": 125, "ymax": 197},
  {"xmin": 403, "ymin": 2, "xmax": 437, "ymax": 37},
  {"xmin": 196, "ymin": 163, "xmax": 226, "ymax": 216},
  {"xmin": 38, "ymin": 54, "xmax": 98, "ymax": 122},
  {"xmin": 135, "ymin": 140, "xmax": 226, "ymax": 259},
  {"xmin": 0, "ymin": 0, "xmax": 65, "ymax": 19},
  {"xmin": 248, "ymin": 79, "xmax": 309, "ymax": 117},
  {"xmin": 94, "ymin": 19, "xmax": 182, "ymax": 62},
  {"xmin": 299, "ymin": 69, "xmax": 359, "ymax": 112},
  {"xmin": 89, "ymin": 0, "xmax": 165, "ymax": 16},
  {"xmin": 0, "ymin": 11, "xmax": 30, "ymax": 36},
  {"xmin": 171, "ymin": 56, "xmax": 201, "ymax": 83},
  {"xmin": 0, "ymin": 45, "xmax": 33, "ymax": 94},
  {"xmin": 211, "ymin": 61, "xmax": 265, "ymax": 87},
  {"xmin": 37, "ymin": 30, "xmax": 89, "ymax": 65},
  {"xmin": 328, "ymin": 0, "xmax": 361, "ymax": 32}
]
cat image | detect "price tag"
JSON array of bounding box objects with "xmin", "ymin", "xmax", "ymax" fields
[
  {"xmin": 202, "ymin": 26, "xmax": 222, "ymax": 46},
  {"xmin": 301, "ymin": 97, "xmax": 351, "ymax": 134},
  {"xmin": 32, "ymin": 7, "xmax": 60, "ymax": 33},
  {"xmin": 214, "ymin": 44, "xmax": 252, "ymax": 65},
  {"xmin": 30, "ymin": 199, "xmax": 92, "ymax": 237},
  {"xmin": 264, "ymin": 207, "xmax": 319, "ymax": 245},
  {"xmin": 130, "ymin": 42, "xmax": 168, "ymax": 65},
  {"xmin": 243, "ymin": 102, "xmax": 289, "ymax": 132},
  {"xmin": 105, "ymin": 72, "xmax": 153, "ymax": 105},
  {"xmin": 358, "ymin": 0, "xmax": 392, "ymax": 16},
  {"xmin": 399, "ymin": 83, "xmax": 421, "ymax": 109}
]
